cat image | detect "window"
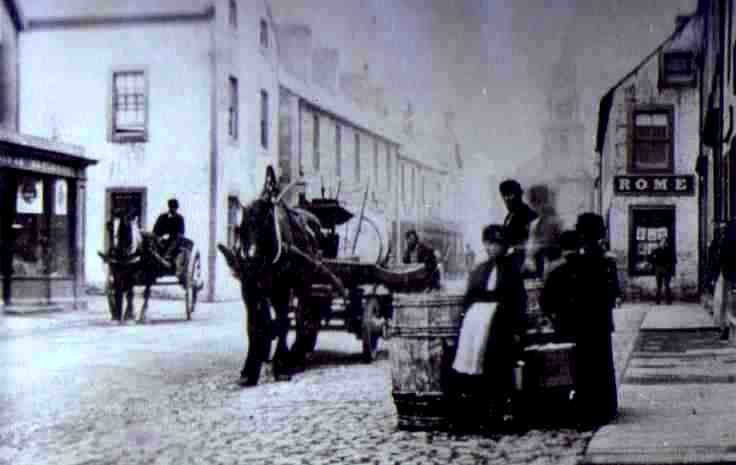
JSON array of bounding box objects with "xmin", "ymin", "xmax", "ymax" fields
[
  {"xmin": 227, "ymin": 196, "xmax": 240, "ymax": 249},
  {"xmin": 313, "ymin": 114, "xmax": 320, "ymax": 171},
  {"xmin": 385, "ymin": 143, "xmax": 392, "ymax": 189},
  {"xmin": 630, "ymin": 106, "xmax": 674, "ymax": 173},
  {"xmin": 260, "ymin": 18, "xmax": 269, "ymax": 48},
  {"xmin": 229, "ymin": 77, "xmax": 239, "ymax": 140},
  {"xmin": 336, "ymin": 124, "xmax": 342, "ymax": 178},
  {"xmin": 260, "ymin": 89, "xmax": 268, "ymax": 148},
  {"xmin": 229, "ymin": 0, "xmax": 237, "ymax": 29},
  {"xmin": 400, "ymin": 162, "xmax": 406, "ymax": 204},
  {"xmin": 660, "ymin": 51, "xmax": 696, "ymax": 87},
  {"xmin": 373, "ymin": 138, "xmax": 379, "ymax": 186},
  {"xmin": 354, "ymin": 133, "xmax": 360, "ymax": 182},
  {"xmin": 111, "ymin": 70, "xmax": 147, "ymax": 142},
  {"xmin": 629, "ymin": 206, "xmax": 675, "ymax": 276}
]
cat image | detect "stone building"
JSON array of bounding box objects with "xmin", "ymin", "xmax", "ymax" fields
[
  {"xmin": 18, "ymin": 0, "xmax": 279, "ymax": 301},
  {"xmin": 276, "ymin": 20, "xmax": 464, "ymax": 270},
  {"xmin": 0, "ymin": 0, "xmax": 97, "ymax": 313},
  {"xmin": 595, "ymin": 14, "xmax": 701, "ymax": 300}
]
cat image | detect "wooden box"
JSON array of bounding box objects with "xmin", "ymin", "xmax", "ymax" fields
[{"xmin": 523, "ymin": 342, "xmax": 576, "ymax": 390}]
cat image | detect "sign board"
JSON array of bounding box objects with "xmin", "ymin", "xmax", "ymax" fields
[
  {"xmin": 614, "ymin": 175, "xmax": 695, "ymax": 196},
  {"xmin": 0, "ymin": 153, "xmax": 78, "ymax": 178}
]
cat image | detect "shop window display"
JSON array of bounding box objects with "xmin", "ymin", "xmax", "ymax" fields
[
  {"xmin": 11, "ymin": 175, "xmax": 75, "ymax": 277},
  {"xmin": 629, "ymin": 207, "xmax": 675, "ymax": 276}
]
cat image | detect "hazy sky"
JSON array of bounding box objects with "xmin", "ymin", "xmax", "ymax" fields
[{"xmin": 20, "ymin": 0, "xmax": 698, "ymax": 175}]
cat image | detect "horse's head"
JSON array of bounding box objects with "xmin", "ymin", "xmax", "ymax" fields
[{"xmin": 107, "ymin": 213, "xmax": 142, "ymax": 264}]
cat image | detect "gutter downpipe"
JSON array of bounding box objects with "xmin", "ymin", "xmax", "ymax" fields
[{"xmin": 207, "ymin": 7, "xmax": 218, "ymax": 302}]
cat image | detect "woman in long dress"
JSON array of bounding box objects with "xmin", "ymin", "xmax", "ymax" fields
[{"xmin": 451, "ymin": 224, "xmax": 527, "ymax": 414}]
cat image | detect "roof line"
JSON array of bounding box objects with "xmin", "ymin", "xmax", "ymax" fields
[
  {"xmin": 26, "ymin": 7, "xmax": 214, "ymax": 30},
  {"xmin": 594, "ymin": 14, "xmax": 698, "ymax": 154}
]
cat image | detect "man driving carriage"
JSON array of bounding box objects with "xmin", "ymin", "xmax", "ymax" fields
[{"xmin": 153, "ymin": 198, "xmax": 186, "ymax": 274}]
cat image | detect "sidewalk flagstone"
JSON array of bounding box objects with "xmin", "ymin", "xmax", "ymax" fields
[{"xmin": 584, "ymin": 303, "xmax": 736, "ymax": 465}]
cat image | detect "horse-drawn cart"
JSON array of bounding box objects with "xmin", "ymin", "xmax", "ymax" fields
[
  {"xmin": 102, "ymin": 233, "xmax": 204, "ymax": 323},
  {"xmin": 293, "ymin": 198, "xmax": 434, "ymax": 362}
]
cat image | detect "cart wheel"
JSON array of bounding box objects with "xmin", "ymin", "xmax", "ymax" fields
[
  {"xmin": 184, "ymin": 252, "xmax": 202, "ymax": 320},
  {"xmin": 361, "ymin": 296, "xmax": 384, "ymax": 362},
  {"xmin": 105, "ymin": 270, "xmax": 122, "ymax": 322}
]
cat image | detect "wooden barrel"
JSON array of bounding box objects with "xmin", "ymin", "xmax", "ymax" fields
[{"xmin": 386, "ymin": 292, "xmax": 464, "ymax": 431}]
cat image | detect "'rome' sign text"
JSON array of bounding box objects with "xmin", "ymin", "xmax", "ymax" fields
[{"xmin": 614, "ymin": 175, "xmax": 695, "ymax": 196}]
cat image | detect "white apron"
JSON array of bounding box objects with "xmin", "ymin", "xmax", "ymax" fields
[{"xmin": 452, "ymin": 267, "xmax": 499, "ymax": 375}]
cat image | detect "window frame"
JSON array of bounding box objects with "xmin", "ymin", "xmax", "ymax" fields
[
  {"xmin": 260, "ymin": 18, "xmax": 269, "ymax": 49},
  {"xmin": 260, "ymin": 89, "xmax": 268, "ymax": 149},
  {"xmin": 354, "ymin": 132, "xmax": 360, "ymax": 182},
  {"xmin": 229, "ymin": 0, "xmax": 237, "ymax": 29},
  {"xmin": 335, "ymin": 123, "xmax": 342, "ymax": 178},
  {"xmin": 313, "ymin": 113, "xmax": 320, "ymax": 171},
  {"xmin": 229, "ymin": 76, "xmax": 239, "ymax": 141},
  {"xmin": 628, "ymin": 104, "xmax": 675, "ymax": 174},
  {"xmin": 109, "ymin": 68, "xmax": 149, "ymax": 143},
  {"xmin": 659, "ymin": 51, "xmax": 696, "ymax": 88}
]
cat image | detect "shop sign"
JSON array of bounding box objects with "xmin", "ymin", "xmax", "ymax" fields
[
  {"xmin": 614, "ymin": 175, "xmax": 695, "ymax": 196},
  {"xmin": 0, "ymin": 154, "xmax": 77, "ymax": 178}
]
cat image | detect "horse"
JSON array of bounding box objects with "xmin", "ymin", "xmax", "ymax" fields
[
  {"xmin": 218, "ymin": 166, "xmax": 347, "ymax": 387},
  {"xmin": 98, "ymin": 213, "xmax": 162, "ymax": 324}
]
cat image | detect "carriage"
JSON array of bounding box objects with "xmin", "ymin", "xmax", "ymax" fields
[
  {"xmin": 102, "ymin": 231, "xmax": 204, "ymax": 323},
  {"xmin": 293, "ymin": 197, "xmax": 434, "ymax": 362}
]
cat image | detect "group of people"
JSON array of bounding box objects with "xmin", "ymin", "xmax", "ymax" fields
[{"xmin": 448, "ymin": 179, "xmax": 620, "ymax": 429}]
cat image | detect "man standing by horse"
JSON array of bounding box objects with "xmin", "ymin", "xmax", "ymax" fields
[{"xmin": 153, "ymin": 198, "xmax": 185, "ymax": 275}]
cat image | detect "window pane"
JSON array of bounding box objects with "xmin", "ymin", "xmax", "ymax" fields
[
  {"xmin": 49, "ymin": 179, "xmax": 73, "ymax": 276},
  {"xmin": 635, "ymin": 113, "xmax": 652, "ymax": 126},
  {"xmin": 113, "ymin": 71, "xmax": 146, "ymax": 135},
  {"xmin": 13, "ymin": 175, "xmax": 48, "ymax": 276},
  {"xmin": 651, "ymin": 114, "xmax": 668, "ymax": 126}
]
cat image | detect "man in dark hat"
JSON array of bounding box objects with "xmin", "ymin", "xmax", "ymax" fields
[
  {"xmin": 499, "ymin": 179, "xmax": 538, "ymax": 249},
  {"xmin": 153, "ymin": 198, "xmax": 186, "ymax": 271}
]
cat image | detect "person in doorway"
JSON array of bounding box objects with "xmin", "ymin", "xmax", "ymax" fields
[
  {"xmin": 402, "ymin": 229, "xmax": 440, "ymax": 290},
  {"xmin": 650, "ymin": 237, "xmax": 676, "ymax": 305},
  {"xmin": 153, "ymin": 198, "xmax": 186, "ymax": 272},
  {"xmin": 499, "ymin": 179, "xmax": 537, "ymax": 272},
  {"xmin": 450, "ymin": 224, "xmax": 527, "ymax": 424}
]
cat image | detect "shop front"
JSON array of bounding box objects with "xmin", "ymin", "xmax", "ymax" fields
[{"xmin": 0, "ymin": 131, "xmax": 96, "ymax": 313}]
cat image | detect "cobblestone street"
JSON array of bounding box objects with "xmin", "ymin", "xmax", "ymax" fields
[{"xmin": 0, "ymin": 297, "xmax": 648, "ymax": 465}]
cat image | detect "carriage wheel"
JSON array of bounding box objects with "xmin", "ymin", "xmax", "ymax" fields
[
  {"xmin": 361, "ymin": 296, "xmax": 384, "ymax": 362},
  {"xmin": 105, "ymin": 270, "xmax": 122, "ymax": 322},
  {"xmin": 184, "ymin": 252, "xmax": 202, "ymax": 321}
]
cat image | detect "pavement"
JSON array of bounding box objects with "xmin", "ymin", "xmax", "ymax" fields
[
  {"xmin": 2, "ymin": 294, "xmax": 597, "ymax": 465},
  {"xmin": 583, "ymin": 303, "xmax": 736, "ymax": 465}
]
